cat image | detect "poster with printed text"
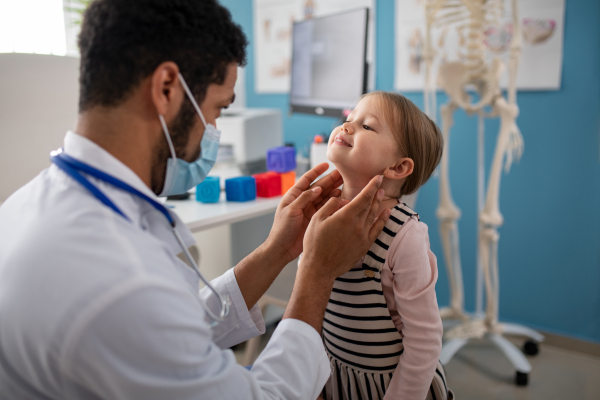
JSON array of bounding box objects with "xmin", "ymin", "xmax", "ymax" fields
[
  {"xmin": 394, "ymin": 0, "xmax": 566, "ymax": 92},
  {"xmin": 254, "ymin": 0, "xmax": 375, "ymax": 93}
]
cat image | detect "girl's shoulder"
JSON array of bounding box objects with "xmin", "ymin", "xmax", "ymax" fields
[
  {"xmin": 385, "ymin": 209, "xmax": 432, "ymax": 271},
  {"xmin": 392, "ymin": 215, "xmax": 429, "ymax": 247},
  {"xmin": 388, "ymin": 203, "xmax": 429, "ymax": 244}
]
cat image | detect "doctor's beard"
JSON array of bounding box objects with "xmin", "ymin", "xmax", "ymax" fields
[{"xmin": 150, "ymin": 98, "xmax": 199, "ymax": 195}]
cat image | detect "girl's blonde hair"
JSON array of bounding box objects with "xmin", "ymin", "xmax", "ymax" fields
[{"xmin": 363, "ymin": 91, "xmax": 443, "ymax": 196}]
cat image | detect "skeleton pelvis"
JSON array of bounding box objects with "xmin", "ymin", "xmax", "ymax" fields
[{"xmin": 437, "ymin": 58, "xmax": 506, "ymax": 112}]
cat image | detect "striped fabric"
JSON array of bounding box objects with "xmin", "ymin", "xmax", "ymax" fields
[{"xmin": 322, "ymin": 203, "xmax": 453, "ymax": 400}]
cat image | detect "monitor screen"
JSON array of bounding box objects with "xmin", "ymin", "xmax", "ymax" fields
[{"xmin": 289, "ymin": 8, "xmax": 369, "ymax": 118}]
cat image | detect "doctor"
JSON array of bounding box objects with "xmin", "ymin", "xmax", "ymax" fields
[{"xmin": 0, "ymin": 0, "xmax": 391, "ymax": 399}]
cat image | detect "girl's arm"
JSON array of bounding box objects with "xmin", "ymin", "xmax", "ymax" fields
[{"xmin": 383, "ymin": 219, "xmax": 443, "ymax": 400}]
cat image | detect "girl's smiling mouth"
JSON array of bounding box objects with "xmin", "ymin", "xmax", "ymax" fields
[{"xmin": 334, "ymin": 134, "xmax": 352, "ymax": 147}]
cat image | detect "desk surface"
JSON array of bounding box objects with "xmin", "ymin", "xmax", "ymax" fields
[{"xmin": 166, "ymin": 193, "xmax": 282, "ymax": 232}]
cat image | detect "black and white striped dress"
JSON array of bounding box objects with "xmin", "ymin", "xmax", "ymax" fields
[{"xmin": 322, "ymin": 203, "xmax": 452, "ymax": 400}]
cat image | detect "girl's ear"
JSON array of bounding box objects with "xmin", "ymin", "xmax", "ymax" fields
[{"xmin": 383, "ymin": 158, "xmax": 414, "ymax": 180}]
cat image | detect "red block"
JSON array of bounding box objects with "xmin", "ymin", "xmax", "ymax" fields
[{"xmin": 253, "ymin": 172, "xmax": 282, "ymax": 197}]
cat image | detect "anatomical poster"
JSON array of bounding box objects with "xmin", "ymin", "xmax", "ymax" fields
[{"xmin": 394, "ymin": 0, "xmax": 565, "ymax": 91}]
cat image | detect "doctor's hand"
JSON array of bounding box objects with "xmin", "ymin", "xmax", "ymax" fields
[
  {"xmin": 301, "ymin": 175, "xmax": 391, "ymax": 282},
  {"xmin": 282, "ymin": 175, "xmax": 391, "ymax": 333},
  {"xmin": 265, "ymin": 163, "xmax": 344, "ymax": 265}
]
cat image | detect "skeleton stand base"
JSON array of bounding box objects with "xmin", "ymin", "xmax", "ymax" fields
[
  {"xmin": 441, "ymin": 322, "xmax": 545, "ymax": 386},
  {"xmin": 440, "ymin": 221, "xmax": 544, "ymax": 386}
]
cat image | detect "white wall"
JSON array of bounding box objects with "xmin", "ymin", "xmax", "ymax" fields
[{"xmin": 0, "ymin": 53, "xmax": 79, "ymax": 202}]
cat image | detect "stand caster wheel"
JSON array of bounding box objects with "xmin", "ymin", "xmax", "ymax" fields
[
  {"xmin": 515, "ymin": 371, "xmax": 528, "ymax": 386},
  {"xmin": 523, "ymin": 340, "xmax": 539, "ymax": 356}
]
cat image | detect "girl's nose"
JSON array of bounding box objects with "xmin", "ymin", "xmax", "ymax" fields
[{"xmin": 341, "ymin": 122, "xmax": 352, "ymax": 134}]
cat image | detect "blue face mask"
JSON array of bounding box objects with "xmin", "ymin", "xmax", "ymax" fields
[{"xmin": 158, "ymin": 73, "xmax": 222, "ymax": 197}]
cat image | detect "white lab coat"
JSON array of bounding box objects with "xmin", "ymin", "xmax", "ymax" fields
[{"xmin": 0, "ymin": 131, "xmax": 330, "ymax": 400}]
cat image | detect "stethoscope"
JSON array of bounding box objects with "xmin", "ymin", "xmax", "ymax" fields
[{"xmin": 50, "ymin": 149, "xmax": 230, "ymax": 325}]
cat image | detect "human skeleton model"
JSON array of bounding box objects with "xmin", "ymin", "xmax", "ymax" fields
[{"xmin": 421, "ymin": 0, "xmax": 544, "ymax": 385}]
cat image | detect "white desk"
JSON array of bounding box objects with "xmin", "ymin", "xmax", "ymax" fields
[{"xmin": 165, "ymin": 192, "xmax": 282, "ymax": 232}]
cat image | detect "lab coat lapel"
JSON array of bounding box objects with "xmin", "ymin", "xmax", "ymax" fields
[{"xmin": 62, "ymin": 130, "xmax": 196, "ymax": 257}]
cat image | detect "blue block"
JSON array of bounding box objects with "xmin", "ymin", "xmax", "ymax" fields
[
  {"xmin": 196, "ymin": 176, "xmax": 221, "ymax": 203},
  {"xmin": 267, "ymin": 146, "xmax": 296, "ymax": 173},
  {"xmin": 225, "ymin": 176, "xmax": 256, "ymax": 202}
]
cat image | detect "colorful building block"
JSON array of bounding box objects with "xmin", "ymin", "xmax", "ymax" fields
[
  {"xmin": 254, "ymin": 172, "xmax": 282, "ymax": 197},
  {"xmin": 266, "ymin": 146, "xmax": 296, "ymax": 173},
  {"xmin": 196, "ymin": 176, "xmax": 220, "ymax": 203},
  {"xmin": 225, "ymin": 176, "xmax": 256, "ymax": 202},
  {"xmin": 279, "ymin": 171, "xmax": 296, "ymax": 194}
]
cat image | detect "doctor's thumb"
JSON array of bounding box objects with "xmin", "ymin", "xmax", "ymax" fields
[
  {"xmin": 315, "ymin": 197, "xmax": 344, "ymax": 220},
  {"xmin": 292, "ymin": 186, "xmax": 322, "ymax": 210}
]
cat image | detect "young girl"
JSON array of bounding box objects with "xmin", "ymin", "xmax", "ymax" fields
[{"xmin": 320, "ymin": 92, "xmax": 452, "ymax": 400}]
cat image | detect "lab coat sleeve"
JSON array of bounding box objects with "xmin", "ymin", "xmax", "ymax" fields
[
  {"xmin": 61, "ymin": 278, "xmax": 330, "ymax": 400},
  {"xmin": 201, "ymin": 268, "xmax": 266, "ymax": 349}
]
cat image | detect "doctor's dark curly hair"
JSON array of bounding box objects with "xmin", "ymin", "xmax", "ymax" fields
[{"xmin": 77, "ymin": 0, "xmax": 247, "ymax": 112}]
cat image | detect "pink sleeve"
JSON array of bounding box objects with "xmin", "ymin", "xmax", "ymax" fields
[{"xmin": 383, "ymin": 219, "xmax": 443, "ymax": 400}]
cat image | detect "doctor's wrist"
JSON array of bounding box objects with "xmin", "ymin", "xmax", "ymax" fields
[
  {"xmin": 262, "ymin": 238, "xmax": 294, "ymax": 268},
  {"xmin": 283, "ymin": 266, "xmax": 334, "ymax": 333}
]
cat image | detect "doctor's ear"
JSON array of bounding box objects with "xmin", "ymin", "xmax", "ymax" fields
[
  {"xmin": 150, "ymin": 61, "xmax": 184, "ymax": 118},
  {"xmin": 383, "ymin": 158, "xmax": 414, "ymax": 180}
]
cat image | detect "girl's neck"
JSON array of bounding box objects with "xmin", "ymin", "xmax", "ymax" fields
[{"xmin": 340, "ymin": 175, "xmax": 400, "ymax": 213}]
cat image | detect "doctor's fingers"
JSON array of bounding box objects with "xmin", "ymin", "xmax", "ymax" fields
[
  {"xmin": 310, "ymin": 174, "xmax": 343, "ymax": 205},
  {"xmin": 314, "ymin": 188, "xmax": 342, "ymax": 212},
  {"xmin": 301, "ymin": 187, "xmax": 343, "ymax": 222},
  {"xmin": 283, "ymin": 185, "xmax": 324, "ymax": 216},
  {"xmin": 291, "ymin": 174, "xmax": 342, "ymax": 220},
  {"xmin": 280, "ymin": 163, "xmax": 330, "ymax": 207},
  {"xmin": 293, "ymin": 162, "xmax": 331, "ymax": 193},
  {"xmin": 369, "ymin": 208, "xmax": 391, "ymax": 243},
  {"xmin": 312, "ymin": 196, "xmax": 346, "ymax": 221},
  {"xmin": 338, "ymin": 175, "xmax": 383, "ymax": 224},
  {"xmin": 307, "ymin": 168, "xmax": 342, "ymax": 193}
]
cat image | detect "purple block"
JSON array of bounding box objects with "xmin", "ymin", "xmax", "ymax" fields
[{"xmin": 267, "ymin": 146, "xmax": 296, "ymax": 173}]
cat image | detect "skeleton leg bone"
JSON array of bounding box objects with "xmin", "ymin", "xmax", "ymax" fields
[
  {"xmin": 481, "ymin": 226, "xmax": 500, "ymax": 329},
  {"xmin": 436, "ymin": 102, "xmax": 468, "ymax": 322},
  {"xmin": 480, "ymin": 97, "xmax": 519, "ymax": 226}
]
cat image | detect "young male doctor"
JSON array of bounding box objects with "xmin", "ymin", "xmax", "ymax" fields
[{"xmin": 0, "ymin": 0, "xmax": 392, "ymax": 399}]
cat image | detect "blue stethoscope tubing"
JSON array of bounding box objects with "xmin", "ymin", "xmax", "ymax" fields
[{"xmin": 50, "ymin": 149, "xmax": 229, "ymax": 324}]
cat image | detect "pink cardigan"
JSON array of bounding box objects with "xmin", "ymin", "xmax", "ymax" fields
[{"xmin": 351, "ymin": 216, "xmax": 443, "ymax": 400}]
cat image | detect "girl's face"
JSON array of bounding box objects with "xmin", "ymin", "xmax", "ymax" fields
[{"xmin": 327, "ymin": 95, "xmax": 400, "ymax": 180}]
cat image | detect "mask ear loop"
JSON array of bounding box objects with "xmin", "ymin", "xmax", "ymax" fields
[
  {"xmin": 160, "ymin": 83, "xmax": 230, "ymax": 325},
  {"xmin": 158, "ymin": 114, "xmax": 177, "ymax": 161},
  {"xmin": 178, "ymin": 73, "xmax": 208, "ymax": 128}
]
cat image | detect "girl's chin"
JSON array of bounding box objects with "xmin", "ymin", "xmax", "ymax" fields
[{"xmin": 325, "ymin": 153, "xmax": 344, "ymax": 169}]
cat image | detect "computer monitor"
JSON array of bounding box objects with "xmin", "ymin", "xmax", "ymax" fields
[{"xmin": 289, "ymin": 8, "xmax": 369, "ymax": 118}]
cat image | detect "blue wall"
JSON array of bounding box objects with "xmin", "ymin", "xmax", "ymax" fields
[{"xmin": 222, "ymin": 0, "xmax": 600, "ymax": 343}]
